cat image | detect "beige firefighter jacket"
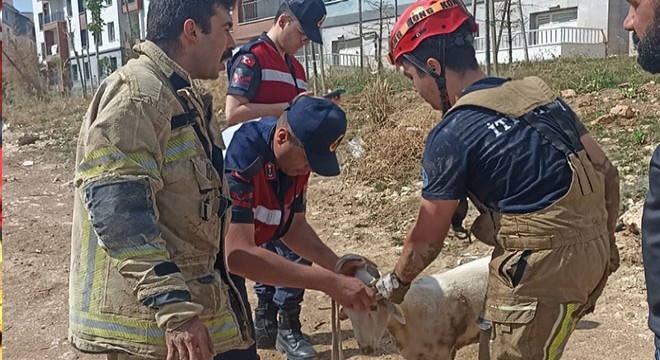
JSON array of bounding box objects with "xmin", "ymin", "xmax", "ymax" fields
[{"xmin": 69, "ymin": 40, "xmax": 252, "ymax": 358}]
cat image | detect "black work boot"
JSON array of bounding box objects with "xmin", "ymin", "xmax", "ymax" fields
[
  {"xmin": 254, "ymin": 300, "xmax": 278, "ymax": 349},
  {"xmin": 275, "ymin": 307, "xmax": 317, "ymax": 360}
]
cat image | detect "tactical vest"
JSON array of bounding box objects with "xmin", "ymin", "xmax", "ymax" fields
[
  {"xmin": 230, "ymin": 35, "xmax": 307, "ymax": 103},
  {"xmin": 223, "ymin": 120, "xmax": 310, "ymax": 246}
]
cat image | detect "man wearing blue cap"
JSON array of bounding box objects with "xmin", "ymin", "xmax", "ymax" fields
[
  {"xmin": 224, "ymin": 0, "xmax": 328, "ymax": 356},
  {"xmin": 225, "ymin": 0, "xmax": 326, "ymax": 125},
  {"xmin": 221, "ymin": 96, "xmax": 374, "ymax": 360}
]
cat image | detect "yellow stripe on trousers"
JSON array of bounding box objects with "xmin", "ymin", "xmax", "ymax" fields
[{"xmin": 545, "ymin": 303, "xmax": 579, "ymax": 360}]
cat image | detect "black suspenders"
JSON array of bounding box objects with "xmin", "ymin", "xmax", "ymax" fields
[
  {"xmin": 520, "ymin": 99, "xmax": 584, "ymax": 156},
  {"xmin": 168, "ymin": 73, "xmax": 231, "ymax": 219}
]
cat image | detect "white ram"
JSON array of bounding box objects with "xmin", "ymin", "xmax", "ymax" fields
[{"xmin": 344, "ymin": 256, "xmax": 489, "ymax": 360}]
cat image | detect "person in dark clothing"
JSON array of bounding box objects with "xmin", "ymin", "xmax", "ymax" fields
[
  {"xmin": 375, "ymin": 1, "xmax": 620, "ymax": 359},
  {"xmin": 623, "ymin": 1, "xmax": 660, "ymax": 358},
  {"xmin": 223, "ymin": 1, "xmax": 327, "ymax": 358}
]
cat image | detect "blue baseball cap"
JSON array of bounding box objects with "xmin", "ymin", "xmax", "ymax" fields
[
  {"xmin": 286, "ymin": 0, "xmax": 327, "ymax": 44},
  {"xmin": 287, "ymin": 96, "xmax": 347, "ymax": 176}
]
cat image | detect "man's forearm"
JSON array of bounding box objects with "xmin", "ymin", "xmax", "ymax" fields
[
  {"xmin": 226, "ymin": 102, "xmax": 289, "ymax": 125},
  {"xmin": 227, "ymin": 245, "xmax": 338, "ymax": 291},
  {"xmin": 594, "ymin": 160, "xmax": 620, "ymax": 234},
  {"xmin": 592, "ymin": 156, "xmax": 621, "ymax": 273},
  {"xmin": 394, "ymin": 222, "xmax": 445, "ymax": 283},
  {"xmin": 281, "ymin": 221, "xmax": 338, "ymax": 271}
]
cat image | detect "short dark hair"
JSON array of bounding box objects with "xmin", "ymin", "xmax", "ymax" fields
[
  {"xmin": 146, "ymin": 0, "xmax": 235, "ymax": 53},
  {"xmin": 407, "ymin": 23, "xmax": 479, "ymax": 75},
  {"xmin": 274, "ymin": 2, "xmax": 296, "ymax": 23},
  {"xmin": 277, "ymin": 111, "xmax": 303, "ymax": 147}
]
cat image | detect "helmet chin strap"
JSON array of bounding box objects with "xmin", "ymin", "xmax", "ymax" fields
[
  {"xmin": 401, "ymin": 39, "xmax": 451, "ymax": 113},
  {"xmin": 435, "ymin": 73, "xmax": 451, "ymax": 114}
]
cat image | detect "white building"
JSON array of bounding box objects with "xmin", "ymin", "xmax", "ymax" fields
[
  {"xmin": 32, "ymin": 0, "xmax": 149, "ymax": 90},
  {"xmin": 317, "ymin": 0, "xmax": 631, "ymax": 68}
]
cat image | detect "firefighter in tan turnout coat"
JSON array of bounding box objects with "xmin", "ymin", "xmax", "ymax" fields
[{"xmin": 68, "ymin": 1, "xmax": 254, "ymax": 359}]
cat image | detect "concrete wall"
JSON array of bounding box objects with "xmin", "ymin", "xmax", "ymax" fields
[{"xmin": 607, "ymin": 0, "xmax": 630, "ymax": 56}]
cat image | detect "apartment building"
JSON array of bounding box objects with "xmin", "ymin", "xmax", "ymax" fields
[
  {"xmin": 32, "ymin": 0, "xmax": 149, "ymax": 90},
  {"xmin": 3, "ymin": 0, "xmax": 41, "ymax": 88},
  {"xmin": 3, "ymin": 0, "xmax": 36, "ymax": 40},
  {"xmin": 231, "ymin": 0, "xmax": 285, "ymax": 45}
]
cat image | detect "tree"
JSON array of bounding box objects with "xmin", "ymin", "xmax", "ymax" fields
[
  {"xmin": 84, "ymin": 0, "xmax": 105, "ymax": 86},
  {"xmin": 343, "ymin": 0, "xmax": 394, "ymax": 70},
  {"xmin": 362, "ymin": 0, "xmax": 395, "ymax": 70},
  {"xmin": 99, "ymin": 56, "xmax": 113, "ymax": 77},
  {"xmin": 67, "ymin": 16, "xmax": 88, "ymax": 97},
  {"xmin": 121, "ymin": 0, "xmax": 140, "ymax": 65}
]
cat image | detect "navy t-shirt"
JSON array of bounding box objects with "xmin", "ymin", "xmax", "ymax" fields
[{"xmin": 421, "ymin": 77, "xmax": 584, "ymax": 214}]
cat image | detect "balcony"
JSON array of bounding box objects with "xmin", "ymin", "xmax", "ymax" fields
[
  {"xmin": 295, "ymin": 52, "xmax": 363, "ymax": 68},
  {"xmin": 239, "ymin": 0, "xmax": 282, "ymax": 24},
  {"xmin": 473, "ymin": 27, "xmax": 607, "ymax": 63},
  {"xmin": 41, "ymin": 11, "xmax": 66, "ymax": 31}
]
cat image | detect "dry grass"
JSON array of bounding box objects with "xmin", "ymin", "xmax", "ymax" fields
[
  {"xmin": 2, "ymin": 35, "xmax": 48, "ymax": 99},
  {"xmin": 342, "ymin": 91, "xmax": 439, "ymax": 188},
  {"xmin": 357, "ymin": 76, "xmax": 395, "ymax": 127},
  {"xmin": 5, "ymin": 55, "xmax": 657, "ymax": 195}
]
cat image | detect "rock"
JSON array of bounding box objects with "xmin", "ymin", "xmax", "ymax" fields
[
  {"xmin": 18, "ymin": 133, "xmax": 40, "ymax": 146},
  {"xmin": 610, "ymin": 104, "xmax": 635, "ymax": 119},
  {"xmin": 620, "ymin": 201, "xmax": 644, "ymax": 235},
  {"xmin": 22, "ymin": 160, "xmax": 35, "ymax": 167},
  {"xmin": 577, "ymin": 98, "xmax": 592, "ymax": 108},
  {"xmin": 593, "ymin": 114, "xmax": 614, "ymax": 125},
  {"xmin": 561, "ymin": 89, "xmax": 577, "ymax": 98}
]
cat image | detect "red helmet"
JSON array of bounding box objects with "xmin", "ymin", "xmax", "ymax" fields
[{"xmin": 387, "ymin": 0, "xmax": 477, "ymax": 65}]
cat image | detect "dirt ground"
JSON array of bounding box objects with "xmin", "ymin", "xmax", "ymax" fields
[{"xmin": 1, "ymin": 110, "xmax": 655, "ymax": 360}]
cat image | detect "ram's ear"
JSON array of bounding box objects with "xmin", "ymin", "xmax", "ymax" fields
[
  {"xmin": 338, "ymin": 306, "xmax": 348, "ymax": 321},
  {"xmin": 383, "ymin": 300, "xmax": 406, "ymax": 325}
]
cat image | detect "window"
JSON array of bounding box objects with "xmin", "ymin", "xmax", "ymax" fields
[
  {"xmin": 78, "ymin": 0, "xmax": 85, "ymax": 13},
  {"xmin": 40, "ymin": 42, "xmax": 46, "ymax": 58},
  {"xmin": 110, "ymin": 56, "xmax": 118, "ymax": 71},
  {"xmin": 107, "ymin": 22, "xmax": 115, "ymax": 42},
  {"xmin": 530, "ymin": 7, "xmax": 578, "ymax": 30},
  {"xmin": 38, "ymin": 13, "xmax": 43, "ymax": 30},
  {"xmin": 105, "ymin": 0, "xmax": 112, "ymax": 4},
  {"xmin": 239, "ymin": 0, "xmax": 279, "ymax": 23},
  {"xmin": 81, "ymin": 29, "xmax": 88, "ymax": 48},
  {"xmin": 84, "ymin": 62, "xmax": 90, "ymax": 79},
  {"xmin": 66, "ymin": 0, "xmax": 73, "ymax": 15},
  {"xmin": 72, "ymin": 64, "xmax": 79, "ymax": 82}
]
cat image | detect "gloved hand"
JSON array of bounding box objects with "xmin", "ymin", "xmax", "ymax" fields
[{"xmin": 375, "ymin": 272, "xmax": 410, "ymax": 304}]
